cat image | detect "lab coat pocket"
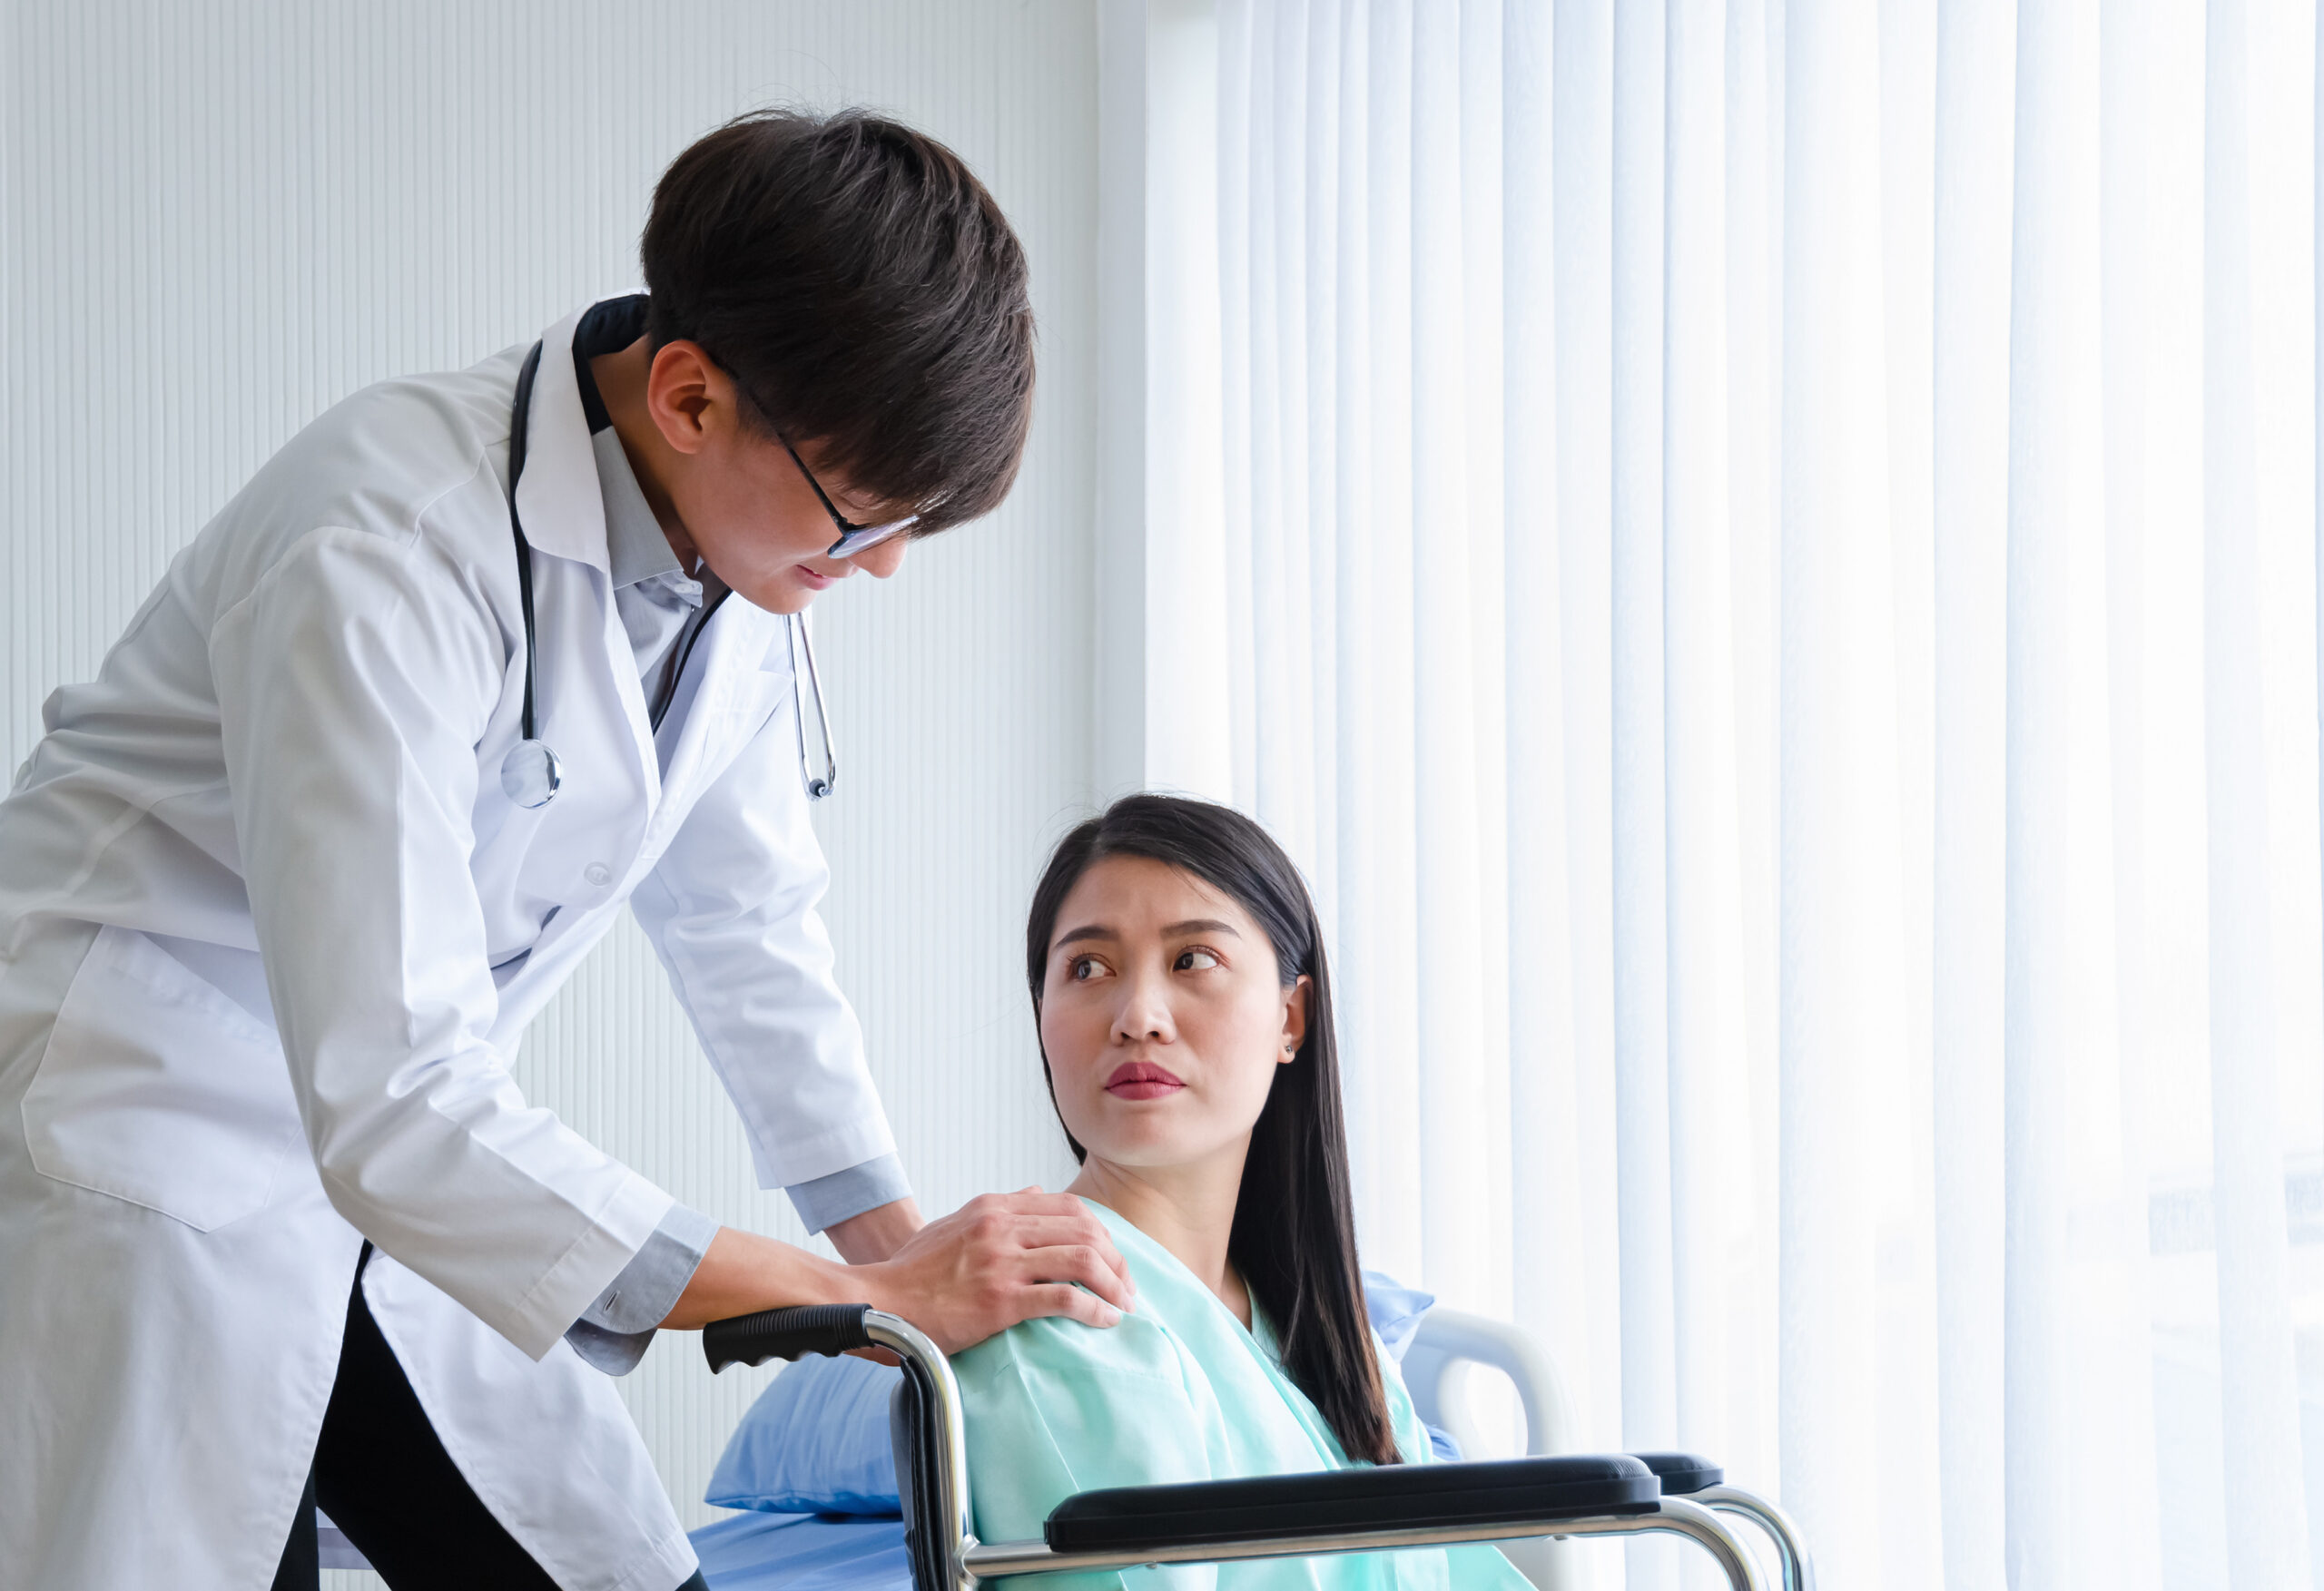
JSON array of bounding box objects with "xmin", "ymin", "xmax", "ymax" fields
[{"xmin": 21, "ymin": 924, "xmax": 302, "ymax": 1231}]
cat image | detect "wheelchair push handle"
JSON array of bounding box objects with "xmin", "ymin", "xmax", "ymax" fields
[{"xmin": 704, "ymin": 1302, "xmax": 877, "ymax": 1371}]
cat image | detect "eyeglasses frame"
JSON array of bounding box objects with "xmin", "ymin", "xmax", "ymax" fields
[
  {"xmin": 777, "ymin": 433, "xmax": 919, "ymax": 561},
  {"xmin": 692, "ymin": 338, "xmax": 919, "ymax": 560}
]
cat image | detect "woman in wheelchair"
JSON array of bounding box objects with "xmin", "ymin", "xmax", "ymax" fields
[{"xmin": 950, "ymin": 794, "xmax": 1530, "ymax": 1591}]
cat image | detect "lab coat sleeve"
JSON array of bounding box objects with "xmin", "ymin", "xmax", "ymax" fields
[
  {"xmin": 211, "ymin": 519, "xmax": 673, "ymax": 1360},
  {"xmin": 628, "ymin": 670, "xmax": 896, "ymax": 1191}
]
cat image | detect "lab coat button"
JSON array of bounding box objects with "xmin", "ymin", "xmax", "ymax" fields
[{"xmin": 584, "ymin": 862, "xmax": 613, "ymax": 888}]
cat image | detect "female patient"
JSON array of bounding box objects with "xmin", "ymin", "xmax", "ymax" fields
[{"xmin": 952, "ymin": 795, "xmax": 1527, "ymax": 1591}]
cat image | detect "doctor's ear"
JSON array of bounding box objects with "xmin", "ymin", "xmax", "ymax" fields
[{"xmin": 644, "ymin": 340, "xmax": 738, "ymax": 455}]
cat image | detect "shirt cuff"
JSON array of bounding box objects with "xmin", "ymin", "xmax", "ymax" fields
[
  {"xmin": 563, "ymin": 1203, "xmax": 721, "ymax": 1375},
  {"xmin": 785, "ymin": 1152, "xmax": 912, "ymax": 1235}
]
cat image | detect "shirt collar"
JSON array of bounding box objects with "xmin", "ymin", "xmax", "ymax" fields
[
  {"xmin": 571, "ymin": 295, "xmax": 687, "ymax": 593},
  {"xmin": 591, "ymin": 430, "xmax": 686, "ymax": 592},
  {"xmin": 573, "ymin": 294, "xmax": 652, "ymax": 427}
]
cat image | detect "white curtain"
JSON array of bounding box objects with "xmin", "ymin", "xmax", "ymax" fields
[{"xmin": 1142, "ymin": 2, "xmax": 2324, "ymax": 1587}]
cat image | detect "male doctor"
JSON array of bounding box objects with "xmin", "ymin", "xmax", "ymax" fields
[{"xmin": 0, "ymin": 109, "xmax": 1132, "ymax": 1591}]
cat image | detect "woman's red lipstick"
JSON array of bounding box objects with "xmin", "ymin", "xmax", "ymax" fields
[{"xmin": 1104, "ymin": 1060, "xmax": 1185, "ymax": 1100}]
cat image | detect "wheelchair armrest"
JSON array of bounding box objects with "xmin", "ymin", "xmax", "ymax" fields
[
  {"xmin": 1627, "ymin": 1452, "xmax": 1723, "ymax": 1497},
  {"xmin": 1043, "ymin": 1455, "xmax": 1659, "ymax": 1554}
]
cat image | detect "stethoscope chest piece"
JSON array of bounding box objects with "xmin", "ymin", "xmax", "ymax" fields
[{"xmin": 501, "ymin": 738, "xmax": 564, "ymax": 810}]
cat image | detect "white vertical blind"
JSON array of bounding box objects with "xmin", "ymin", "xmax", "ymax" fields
[
  {"xmin": 2202, "ymin": 3, "xmax": 2319, "ymax": 1588},
  {"xmin": 1165, "ymin": 2, "xmax": 2324, "ymax": 1587},
  {"xmin": 1777, "ymin": 6, "xmax": 1901, "ymax": 1587},
  {"xmin": 2001, "ymin": 5, "xmax": 2110, "ymax": 1590},
  {"xmin": 1929, "ymin": 0, "xmax": 2016, "ymax": 1582}
]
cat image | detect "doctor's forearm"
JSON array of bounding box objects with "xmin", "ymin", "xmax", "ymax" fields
[
  {"xmin": 657, "ymin": 1227, "xmax": 861, "ymax": 1331},
  {"xmin": 654, "ymin": 1199, "xmax": 920, "ymax": 1330},
  {"xmin": 825, "ymin": 1196, "xmax": 925, "ymax": 1264}
]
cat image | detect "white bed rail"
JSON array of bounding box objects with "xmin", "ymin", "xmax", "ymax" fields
[
  {"xmin": 1401, "ymin": 1309, "xmax": 1810, "ymax": 1591},
  {"xmin": 1401, "ymin": 1308, "xmax": 1582, "ymax": 1591}
]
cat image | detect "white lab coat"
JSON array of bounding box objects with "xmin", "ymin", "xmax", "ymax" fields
[{"xmin": 0, "ymin": 301, "xmax": 896, "ymax": 1591}]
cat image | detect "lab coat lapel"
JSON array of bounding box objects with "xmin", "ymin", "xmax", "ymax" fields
[
  {"xmin": 515, "ymin": 301, "xmax": 662, "ymax": 810},
  {"xmin": 511, "ymin": 306, "xmax": 606, "ymax": 571}
]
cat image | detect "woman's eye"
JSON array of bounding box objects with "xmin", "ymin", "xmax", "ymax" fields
[
  {"xmin": 1068, "ymin": 956, "xmax": 1105, "ymax": 981},
  {"xmin": 1176, "ymin": 948, "xmax": 1222, "ymax": 971}
]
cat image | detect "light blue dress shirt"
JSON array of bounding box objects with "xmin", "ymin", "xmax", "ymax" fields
[{"xmin": 562, "ymin": 403, "xmax": 910, "ymax": 1376}]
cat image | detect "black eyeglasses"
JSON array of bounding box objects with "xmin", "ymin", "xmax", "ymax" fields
[{"xmin": 778, "ymin": 435, "xmax": 919, "ymax": 560}]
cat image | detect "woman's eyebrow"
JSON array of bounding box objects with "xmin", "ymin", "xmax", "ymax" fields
[
  {"xmin": 1164, "ymin": 918, "xmax": 1241, "ymax": 938},
  {"xmin": 1053, "ymin": 918, "xmax": 1241, "ymax": 948}
]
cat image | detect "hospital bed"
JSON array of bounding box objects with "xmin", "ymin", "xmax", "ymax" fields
[{"xmin": 698, "ymin": 1305, "xmax": 1815, "ymax": 1591}]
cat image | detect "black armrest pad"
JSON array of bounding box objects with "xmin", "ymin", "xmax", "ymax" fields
[
  {"xmin": 1626, "ymin": 1453, "xmax": 1724, "ymax": 1497},
  {"xmin": 1045, "ymin": 1455, "xmax": 1659, "ymax": 1553}
]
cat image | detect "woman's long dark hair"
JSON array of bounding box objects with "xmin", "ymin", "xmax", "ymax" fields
[{"xmin": 1024, "ymin": 794, "xmax": 1399, "ymax": 1467}]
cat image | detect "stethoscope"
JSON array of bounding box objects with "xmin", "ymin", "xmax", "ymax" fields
[{"xmin": 497, "ymin": 340, "xmax": 839, "ymax": 811}]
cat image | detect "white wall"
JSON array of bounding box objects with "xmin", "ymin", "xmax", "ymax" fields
[{"xmin": 0, "ymin": 0, "xmax": 1099, "ymax": 1569}]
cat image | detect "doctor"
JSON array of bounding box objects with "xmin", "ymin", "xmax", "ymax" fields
[{"xmin": 0, "ymin": 109, "xmax": 1132, "ymax": 1591}]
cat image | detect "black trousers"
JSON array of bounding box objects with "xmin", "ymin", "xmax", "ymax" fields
[{"xmin": 271, "ymin": 1246, "xmax": 710, "ymax": 1591}]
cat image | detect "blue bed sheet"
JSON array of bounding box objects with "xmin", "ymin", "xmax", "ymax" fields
[{"xmin": 691, "ymin": 1510, "xmax": 911, "ymax": 1591}]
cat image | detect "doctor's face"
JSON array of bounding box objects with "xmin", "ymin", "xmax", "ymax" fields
[
  {"xmin": 1038, "ymin": 857, "xmax": 1308, "ymax": 1183},
  {"xmin": 643, "ymin": 341, "xmax": 911, "ymax": 614}
]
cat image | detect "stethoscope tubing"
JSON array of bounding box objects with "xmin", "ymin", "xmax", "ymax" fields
[
  {"xmin": 502, "ymin": 343, "xmax": 563, "ymax": 809},
  {"xmin": 510, "ymin": 345, "xmax": 546, "ymax": 744},
  {"xmin": 788, "ymin": 612, "xmax": 836, "ymax": 800}
]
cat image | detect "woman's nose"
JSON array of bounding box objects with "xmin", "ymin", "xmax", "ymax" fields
[{"xmin": 1112, "ymin": 967, "xmax": 1175, "ymax": 1044}]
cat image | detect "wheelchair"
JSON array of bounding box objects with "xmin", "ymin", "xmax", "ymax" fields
[{"xmin": 704, "ymin": 1305, "xmax": 1814, "ymax": 1591}]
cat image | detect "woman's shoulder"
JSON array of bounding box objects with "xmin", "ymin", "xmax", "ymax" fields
[
  {"xmin": 950, "ymin": 1201, "xmax": 1246, "ymax": 1429},
  {"xmin": 953, "ymin": 1299, "xmax": 1195, "ymax": 1396},
  {"xmin": 955, "ymin": 1200, "xmax": 1211, "ymax": 1375},
  {"xmin": 951, "ymin": 1289, "xmax": 1228, "ymax": 1520}
]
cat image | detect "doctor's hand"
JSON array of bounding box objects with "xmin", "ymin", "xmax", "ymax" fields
[
  {"xmin": 657, "ymin": 1189, "xmax": 1134, "ymax": 1350},
  {"xmin": 854, "ymin": 1188, "xmax": 1137, "ymax": 1353}
]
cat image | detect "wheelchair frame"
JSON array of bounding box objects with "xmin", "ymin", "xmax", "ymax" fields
[{"xmin": 705, "ymin": 1305, "xmax": 1814, "ymax": 1591}]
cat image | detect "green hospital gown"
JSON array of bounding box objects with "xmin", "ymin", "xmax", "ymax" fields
[{"xmin": 951, "ymin": 1200, "xmax": 1531, "ymax": 1591}]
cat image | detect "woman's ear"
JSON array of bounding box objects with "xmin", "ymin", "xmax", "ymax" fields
[{"xmin": 1278, "ymin": 975, "xmax": 1311, "ymax": 1065}]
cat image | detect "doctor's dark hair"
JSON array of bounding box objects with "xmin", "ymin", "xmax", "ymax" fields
[
  {"xmin": 1024, "ymin": 795, "xmax": 1401, "ymax": 1468},
  {"xmin": 642, "ymin": 107, "xmax": 1035, "ymax": 534}
]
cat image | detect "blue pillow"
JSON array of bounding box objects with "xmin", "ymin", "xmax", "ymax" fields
[
  {"xmin": 1360, "ymin": 1270, "xmax": 1437, "ymax": 1362},
  {"xmin": 1359, "ymin": 1271, "xmax": 1459, "ymax": 1459},
  {"xmin": 705, "ymin": 1275, "xmax": 1447, "ymax": 1516},
  {"xmin": 706, "ymin": 1352, "xmax": 904, "ymax": 1517}
]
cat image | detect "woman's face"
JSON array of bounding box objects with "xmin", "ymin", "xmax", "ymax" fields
[{"xmin": 1039, "ymin": 856, "xmax": 1308, "ymax": 1176}]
